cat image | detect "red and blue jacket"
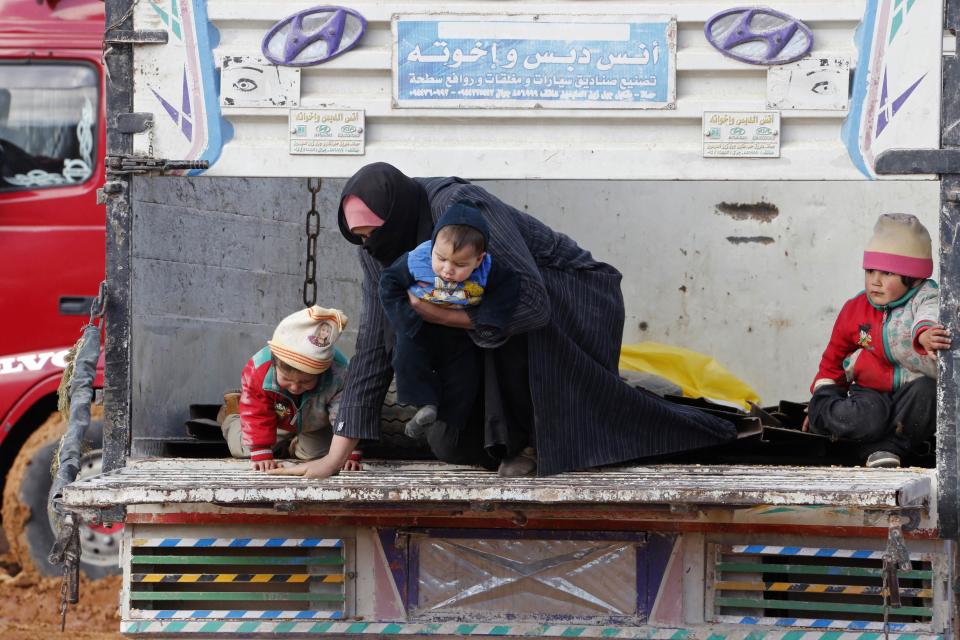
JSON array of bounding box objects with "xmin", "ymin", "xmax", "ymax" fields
[
  {"xmin": 812, "ymin": 280, "xmax": 938, "ymax": 394},
  {"xmin": 239, "ymin": 346, "xmax": 348, "ymax": 461}
]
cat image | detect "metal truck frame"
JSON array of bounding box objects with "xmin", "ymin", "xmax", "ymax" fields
[{"xmin": 60, "ymin": 0, "xmax": 960, "ymax": 637}]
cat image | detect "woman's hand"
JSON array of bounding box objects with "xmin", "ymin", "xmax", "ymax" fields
[
  {"xmin": 266, "ymin": 435, "xmax": 360, "ymax": 479},
  {"xmin": 407, "ymin": 292, "xmax": 474, "ymax": 329},
  {"xmin": 341, "ymin": 459, "xmax": 362, "ymax": 472},
  {"xmin": 267, "ymin": 455, "xmax": 342, "ymax": 479}
]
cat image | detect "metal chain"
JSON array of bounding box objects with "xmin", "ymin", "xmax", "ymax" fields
[{"xmin": 302, "ymin": 178, "xmax": 322, "ymax": 307}]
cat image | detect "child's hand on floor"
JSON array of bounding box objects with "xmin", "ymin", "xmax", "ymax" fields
[
  {"xmin": 252, "ymin": 459, "xmax": 280, "ymax": 471},
  {"xmin": 919, "ymin": 324, "xmax": 952, "ymax": 352},
  {"xmin": 341, "ymin": 459, "xmax": 362, "ymax": 472}
]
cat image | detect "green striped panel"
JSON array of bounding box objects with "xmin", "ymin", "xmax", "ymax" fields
[
  {"xmin": 131, "ymin": 555, "xmax": 342, "ymax": 566},
  {"xmin": 715, "ymin": 562, "xmax": 932, "ymax": 580},
  {"xmin": 128, "ymin": 591, "xmax": 344, "ymax": 602},
  {"xmin": 714, "ymin": 597, "xmax": 932, "ymax": 617}
]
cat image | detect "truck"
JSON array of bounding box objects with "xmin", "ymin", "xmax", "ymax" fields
[
  {"xmin": 59, "ymin": 0, "xmax": 959, "ymax": 638},
  {"xmin": 0, "ymin": 0, "xmax": 121, "ymax": 578}
]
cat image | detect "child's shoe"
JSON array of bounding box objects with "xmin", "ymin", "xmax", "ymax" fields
[
  {"xmin": 404, "ymin": 405, "xmax": 437, "ymax": 439},
  {"xmin": 865, "ymin": 451, "xmax": 901, "ymax": 468}
]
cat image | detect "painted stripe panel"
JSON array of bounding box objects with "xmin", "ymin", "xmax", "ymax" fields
[
  {"xmin": 715, "ymin": 597, "xmax": 931, "ymax": 617},
  {"xmin": 713, "ymin": 581, "xmax": 932, "ymax": 598},
  {"xmin": 728, "ymin": 546, "xmax": 927, "ymax": 562},
  {"xmin": 131, "ymin": 573, "xmax": 328, "ymax": 583},
  {"xmin": 132, "ymin": 538, "xmax": 344, "ymax": 548},
  {"xmin": 119, "ymin": 619, "xmax": 944, "ymax": 639},
  {"xmin": 130, "ymin": 555, "xmax": 343, "ymax": 566},
  {"xmin": 132, "ymin": 610, "xmax": 344, "ymax": 620},
  {"xmin": 714, "ymin": 616, "xmax": 932, "ymax": 633},
  {"xmin": 129, "ymin": 591, "xmax": 344, "ymax": 602},
  {"xmin": 715, "ymin": 563, "xmax": 933, "ymax": 579}
]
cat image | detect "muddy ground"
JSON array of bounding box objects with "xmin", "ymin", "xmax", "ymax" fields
[
  {"xmin": 0, "ymin": 524, "xmax": 122, "ymax": 639},
  {"xmin": 0, "ymin": 407, "xmax": 122, "ymax": 639}
]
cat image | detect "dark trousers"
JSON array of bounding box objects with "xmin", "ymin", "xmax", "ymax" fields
[
  {"xmin": 808, "ymin": 377, "xmax": 936, "ymax": 461},
  {"xmin": 393, "ymin": 324, "xmax": 480, "ymax": 427},
  {"xmin": 392, "ymin": 327, "xmax": 531, "ymax": 468}
]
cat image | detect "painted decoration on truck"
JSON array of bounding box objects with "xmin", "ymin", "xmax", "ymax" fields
[
  {"xmin": 704, "ymin": 7, "xmax": 813, "ymax": 65},
  {"xmin": 843, "ymin": 0, "xmax": 941, "ymax": 179},
  {"xmin": 261, "ymin": 6, "xmax": 367, "ymax": 67},
  {"xmin": 133, "ymin": 0, "xmax": 230, "ymax": 174},
  {"xmin": 220, "ymin": 56, "xmax": 301, "ymax": 108},
  {"xmin": 393, "ymin": 15, "xmax": 676, "ymax": 109}
]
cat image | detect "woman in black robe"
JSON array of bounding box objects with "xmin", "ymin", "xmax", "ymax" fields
[{"xmin": 272, "ymin": 163, "xmax": 736, "ymax": 479}]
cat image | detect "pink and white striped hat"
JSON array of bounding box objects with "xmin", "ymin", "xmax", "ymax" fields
[{"xmin": 862, "ymin": 213, "xmax": 933, "ymax": 279}]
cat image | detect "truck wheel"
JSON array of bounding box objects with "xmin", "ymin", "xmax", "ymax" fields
[{"xmin": 1, "ymin": 411, "xmax": 121, "ymax": 579}]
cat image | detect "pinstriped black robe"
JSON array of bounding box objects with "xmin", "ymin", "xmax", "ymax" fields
[{"xmin": 337, "ymin": 176, "xmax": 736, "ymax": 475}]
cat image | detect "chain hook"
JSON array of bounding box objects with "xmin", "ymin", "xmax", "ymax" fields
[{"xmin": 89, "ymin": 280, "xmax": 107, "ymax": 326}]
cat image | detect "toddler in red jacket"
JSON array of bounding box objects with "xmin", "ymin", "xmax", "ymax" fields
[
  {"xmin": 220, "ymin": 306, "xmax": 362, "ymax": 472},
  {"xmin": 806, "ymin": 214, "xmax": 951, "ymax": 467}
]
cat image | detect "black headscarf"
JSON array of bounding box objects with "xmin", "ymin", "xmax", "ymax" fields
[{"xmin": 337, "ymin": 162, "xmax": 433, "ymax": 266}]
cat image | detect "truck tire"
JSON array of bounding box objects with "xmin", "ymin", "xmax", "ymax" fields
[
  {"xmin": 1, "ymin": 411, "xmax": 121, "ymax": 579},
  {"xmin": 364, "ymin": 383, "xmax": 434, "ymax": 460}
]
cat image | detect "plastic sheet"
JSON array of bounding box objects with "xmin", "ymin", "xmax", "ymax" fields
[
  {"xmin": 619, "ymin": 341, "xmax": 760, "ymax": 409},
  {"xmin": 415, "ymin": 538, "xmax": 637, "ymax": 618}
]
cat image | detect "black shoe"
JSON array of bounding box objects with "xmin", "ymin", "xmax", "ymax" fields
[{"xmin": 865, "ymin": 451, "xmax": 901, "ymax": 468}]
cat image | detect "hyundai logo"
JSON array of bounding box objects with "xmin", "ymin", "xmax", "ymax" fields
[
  {"xmin": 704, "ymin": 7, "xmax": 813, "ymax": 65},
  {"xmin": 262, "ymin": 6, "xmax": 367, "ymax": 67}
]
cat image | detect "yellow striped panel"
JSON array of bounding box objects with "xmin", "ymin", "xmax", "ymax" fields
[{"xmin": 715, "ymin": 581, "xmax": 933, "ymax": 598}]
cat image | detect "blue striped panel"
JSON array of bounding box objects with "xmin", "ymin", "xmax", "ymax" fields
[
  {"xmin": 195, "ymin": 538, "xmax": 215, "ymax": 547},
  {"xmin": 156, "ymin": 610, "xmax": 176, "ymax": 619},
  {"xmin": 781, "ymin": 547, "xmax": 801, "ymax": 555},
  {"xmin": 294, "ymin": 611, "xmax": 316, "ymax": 619},
  {"xmin": 814, "ymin": 549, "xmax": 836, "ymax": 557},
  {"xmin": 743, "ymin": 545, "xmax": 765, "ymax": 554},
  {"xmin": 260, "ymin": 610, "xmax": 281, "ymax": 619},
  {"xmin": 852, "ymin": 550, "xmax": 874, "ymax": 559},
  {"xmin": 229, "ymin": 538, "xmax": 251, "ymax": 547},
  {"xmin": 810, "ymin": 620, "xmax": 833, "ymax": 628},
  {"xmin": 159, "ymin": 539, "xmax": 181, "ymax": 547},
  {"xmin": 265, "ymin": 539, "xmax": 285, "ymax": 547},
  {"xmin": 776, "ymin": 619, "xmax": 797, "ymax": 626},
  {"xmin": 225, "ymin": 611, "xmax": 246, "ymax": 619}
]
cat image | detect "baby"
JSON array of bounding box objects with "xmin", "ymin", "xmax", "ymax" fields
[{"xmin": 379, "ymin": 201, "xmax": 518, "ymax": 442}]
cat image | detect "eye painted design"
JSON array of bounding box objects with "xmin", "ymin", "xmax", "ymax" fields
[{"xmin": 233, "ymin": 77, "xmax": 259, "ymax": 92}]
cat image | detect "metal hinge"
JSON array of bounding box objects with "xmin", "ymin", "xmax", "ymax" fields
[
  {"xmin": 103, "ymin": 29, "xmax": 168, "ymax": 45},
  {"xmin": 105, "ymin": 155, "xmax": 209, "ymax": 176}
]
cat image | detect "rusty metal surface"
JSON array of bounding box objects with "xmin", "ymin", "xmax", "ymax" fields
[{"xmin": 60, "ymin": 460, "xmax": 932, "ymax": 510}]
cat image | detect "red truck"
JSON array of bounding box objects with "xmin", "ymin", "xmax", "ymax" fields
[{"xmin": 0, "ymin": 0, "xmax": 118, "ymax": 578}]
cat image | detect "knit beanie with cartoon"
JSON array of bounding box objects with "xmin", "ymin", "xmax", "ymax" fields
[{"xmin": 268, "ymin": 306, "xmax": 348, "ymax": 374}]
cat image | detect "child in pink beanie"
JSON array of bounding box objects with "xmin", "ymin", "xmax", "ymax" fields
[{"xmin": 806, "ymin": 214, "xmax": 951, "ymax": 467}]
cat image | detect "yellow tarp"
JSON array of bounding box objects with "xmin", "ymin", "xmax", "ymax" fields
[{"xmin": 619, "ymin": 342, "xmax": 760, "ymax": 410}]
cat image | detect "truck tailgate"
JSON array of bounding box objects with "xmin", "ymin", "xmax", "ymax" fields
[{"xmin": 60, "ymin": 459, "xmax": 932, "ymax": 510}]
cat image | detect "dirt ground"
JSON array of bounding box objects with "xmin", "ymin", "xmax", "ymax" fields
[
  {"xmin": 0, "ymin": 407, "xmax": 122, "ymax": 639},
  {"xmin": 0, "ymin": 526, "xmax": 123, "ymax": 639}
]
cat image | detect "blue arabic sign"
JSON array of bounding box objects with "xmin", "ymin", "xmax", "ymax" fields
[{"xmin": 394, "ymin": 16, "xmax": 675, "ymax": 109}]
